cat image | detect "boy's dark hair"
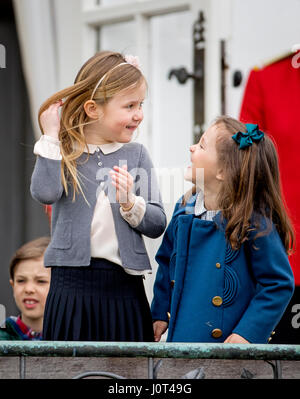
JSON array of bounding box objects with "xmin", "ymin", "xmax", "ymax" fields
[{"xmin": 9, "ymin": 237, "xmax": 50, "ymax": 280}]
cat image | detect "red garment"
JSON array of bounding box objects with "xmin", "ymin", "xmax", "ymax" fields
[
  {"xmin": 15, "ymin": 315, "xmax": 42, "ymax": 340},
  {"xmin": 239, "ymin": 53, "xmax": 300, "ymax": 285},
  {"xmin": 44, "ymin": 204, "xmax": 52, "ymax": 224}
]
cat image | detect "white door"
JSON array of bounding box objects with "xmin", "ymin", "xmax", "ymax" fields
[{"xmin": 82, "ymin": 0, "xmax": 224, "ymax": 301}]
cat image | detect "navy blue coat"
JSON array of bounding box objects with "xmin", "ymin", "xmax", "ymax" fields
[{"xmin": 151, "ymin": 196, "xmax": 294, "ymax": 343}]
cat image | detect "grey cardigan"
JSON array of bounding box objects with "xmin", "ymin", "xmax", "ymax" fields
[{"xmin": 30, "ymin": 142, "xmax": 167, "ymax": 271}]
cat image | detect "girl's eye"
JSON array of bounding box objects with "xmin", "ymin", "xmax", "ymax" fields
[
  {"xmin": 126, "ymin": 102, "xmax": 144, "ymax": 109},
  {"xmin": 16, "ymin": 280, "xmax": 24, "ymax": 283}
]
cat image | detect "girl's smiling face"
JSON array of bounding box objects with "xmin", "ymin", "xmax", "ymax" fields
[
  {"xmin": 185, "ymin": 124, "xmax": 223, "ymax": 188},
  {"xmin": 96, "ymin": 80, "xmax": 146, "ymax": 143}
]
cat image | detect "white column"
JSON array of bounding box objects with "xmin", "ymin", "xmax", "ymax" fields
[{"xmin": 135, "ymin": 13, "xmax": 151, "ymax": 151}]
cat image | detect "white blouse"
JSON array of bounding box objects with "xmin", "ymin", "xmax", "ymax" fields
[
  {"xmin": 194, "ymin": 189, "xmax": 220, "ymax": 221},
  {"xmin": 34, "ymin": 135, "xmax": 148, "ymax": 275}
]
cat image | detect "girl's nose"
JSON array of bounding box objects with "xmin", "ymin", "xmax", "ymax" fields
[
  {"xmin": 133, "ymin": 108, "xmax": 143, "ymax": 122},
  {"xmin": 190, "ymin": 144, "xmax": 196, "ymax": 152}
]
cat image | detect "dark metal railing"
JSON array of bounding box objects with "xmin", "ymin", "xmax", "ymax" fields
[{"xmin": 1, "ymin": 341, "xmax": 300, "ymax": 379}]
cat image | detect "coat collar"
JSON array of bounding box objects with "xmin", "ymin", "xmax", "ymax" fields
[{"xmin": 174, "ymin": 193, "xmax": 224, "ymax": 227}]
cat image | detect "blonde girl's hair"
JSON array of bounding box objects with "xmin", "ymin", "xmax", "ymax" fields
[
  {"xmin": 183, "ymin": 116, "xmax": 295, "ymax": 254},
  {"xmin": 38, "ymin": 51, "xmax": 145, "ymax": 201}
]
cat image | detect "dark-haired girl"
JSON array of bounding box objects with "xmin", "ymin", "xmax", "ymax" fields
[{"xmin": 151, "ymin": 116, "xmax": 294, "ymax": 343}]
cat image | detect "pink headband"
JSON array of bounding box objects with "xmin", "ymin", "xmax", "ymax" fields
[{"xmin": 90, "ymin": 55, "xmax": 141, "ymax": 100}]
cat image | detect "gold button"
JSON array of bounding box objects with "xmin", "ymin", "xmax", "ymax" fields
[
  {"xmin": 170, "ymin": 280, "xmax": 175, "ymax": 288},
  {"xmin": 167, "ymin": 312, "xmax": 171, "ymax": 320},
  {"xmin": 212, "ymin": 296, "xmax": 223, "ymax": 306},
  {"xmin": 216, "ymin": 262, "xmax": 221, "ymax": 268},
  {"xmin": 268, "ymin": 337, "xmax": 272, "ymax": 342},
  {"xmin": 212, "ymin": 328, "xmax": 223, "ymax": 338},
  {"xmin": 271, "ymin": 331, "xmax": 276, "ymax": 336}
]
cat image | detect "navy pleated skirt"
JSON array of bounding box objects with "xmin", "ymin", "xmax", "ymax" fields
[{"xmin": 43, "ymin": 258, "xmax": 154, "ymax": 342}]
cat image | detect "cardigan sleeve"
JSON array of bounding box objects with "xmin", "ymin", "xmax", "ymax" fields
[
  {"xmin": 131, "ymin": 144, "xmax": 167, "ymax": 238},
  {"xmin": 33, "ymin": 135, "xmax": 62, "ymax": 160},
  {"xmin": 119, "ymin": 195, "xmax": 146, "ymax": 227},
  {"xmin": 30, "ymin": 136, "xmax": 64, "ymax": 204},
  {"xmin": 232, "ymin": 222, "xmax": 295, "ymax": 343}
]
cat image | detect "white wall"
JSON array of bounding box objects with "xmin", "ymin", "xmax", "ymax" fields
[
  {"xmin": 54, "ymin": 0, "xmax": 84, "ymax": 89},
  {"xmin": 226, "ymin": 0, "xmax": 300, "ymax": 118}
]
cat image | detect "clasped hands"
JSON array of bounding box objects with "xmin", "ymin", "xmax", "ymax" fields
[{"xmin": 109, "ymin": 165, "xmax": 135, "ymax": 211}]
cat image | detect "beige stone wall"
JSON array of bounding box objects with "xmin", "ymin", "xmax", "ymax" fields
[{"xmin": 0, "ymin": 357, "xmax": 299, "ymax": 379}]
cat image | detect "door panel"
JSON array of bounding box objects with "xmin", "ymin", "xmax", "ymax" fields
[
  {"xmin": 100, "ymin": 21, "xmax": 136, "ymax": 54},
  {"xmin": 150, "ymin": 11, "xmax": 193, "ymax": 170}
]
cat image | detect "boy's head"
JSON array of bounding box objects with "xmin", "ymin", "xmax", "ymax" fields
[{"xmin": 9, "ymin": 237, "xmax": 51, "ymax": 329}]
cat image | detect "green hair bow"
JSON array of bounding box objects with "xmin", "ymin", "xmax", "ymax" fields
[{"xmin": 232, "ymin": 123, "xmax": 265, "ymax": 149}]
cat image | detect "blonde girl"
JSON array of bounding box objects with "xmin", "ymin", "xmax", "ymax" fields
[{"xmin": 31, "ymin": 51, "xmax": 166, "ymax": 341}]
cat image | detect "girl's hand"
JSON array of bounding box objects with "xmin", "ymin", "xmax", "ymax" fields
[
  {"xmin": 153, "ymin": 320, "xmax": 168, "ymax": 342},
  {"xmin": 223, "ymin": 333, "xmax": 249, "ymax": 344},
  {"xmin": 110, "ymin": 165, "xmax": 135, "ymax": 210},
  {"xmin": 40, "ymin": 100, "xmax": 63, "ymax": 139}
]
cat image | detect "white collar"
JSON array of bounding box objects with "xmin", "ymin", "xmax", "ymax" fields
[
  {"xmin": 195, "ymin": 190, "xmax": 207, "ymax": 216},
  {"xmin": 195, "ymin": 190, "xmax": 219, "ymax": 218},
  {"xmin": 84, "ymin": 142, "xmax": 123, "ymax": 154}
]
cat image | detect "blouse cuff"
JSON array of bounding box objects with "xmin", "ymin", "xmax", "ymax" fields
[
  {"xmin": 33, "ymin": 135, "xmax": 62, "ymax": 160},
  {"xmin": 120, "ymin": 195, "xmax": 146, "ymax": 228}
]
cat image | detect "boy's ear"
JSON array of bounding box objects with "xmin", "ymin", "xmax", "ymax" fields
[
  {"xmin": 9, "ymin": 279, "xmax": 14, "ymax": 288},
  {"xmin": 216, "ymin": 168, "xmax": 224, "ymax": 182},
  {"xmin": 83, "ymin": 100, "xmax": 102, "ymax": 119}
]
